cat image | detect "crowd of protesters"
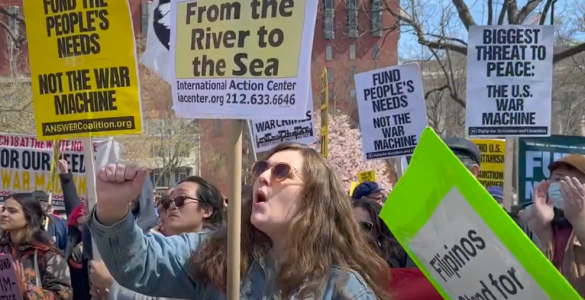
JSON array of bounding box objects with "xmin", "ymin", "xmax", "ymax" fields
[{"xmin": 1, "ymin": 137, "xmax": 585, "ymax": 300}]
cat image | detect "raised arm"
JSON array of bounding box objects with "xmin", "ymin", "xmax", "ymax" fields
[
  {"xmin": 57, "ymin": 159, "xmax": 80, "ymax": 218},
  {"xmin": 87, "ymin": 164, "xmax": 212, "ymax": 299}
]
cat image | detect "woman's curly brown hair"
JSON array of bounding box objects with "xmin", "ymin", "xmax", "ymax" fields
[{"xmin": 191, "ymin": 143, "xmax": 391, "ymax": 299}]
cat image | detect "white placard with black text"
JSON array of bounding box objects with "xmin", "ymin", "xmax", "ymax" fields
[
  {"xmin": 354, "ymin": 63, "xmax": 427, "ymax": 160},
  {"xmin": 466, "ymin": 25, "xmax": 554, "ymax": 137},
  {"xmin": 252, "ymin": 95, "xmax": 315, "ymax": 153}
]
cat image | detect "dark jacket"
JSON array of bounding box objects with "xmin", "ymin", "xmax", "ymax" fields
[
  {"xmin": 0, "ymin": 235, "xmax": 72, "ymax": 300},
  {"xmin": 47, "ymin": 215, "xmax": 68, "ymax": 252},
  {"xmin": 59, "ymin": 173, "xmax": 90, "ymax": 300}
]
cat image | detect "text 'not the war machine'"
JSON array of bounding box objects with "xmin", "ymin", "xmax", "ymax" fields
[
  {"xmin": 431, "ymin": 229, "xmax": 528, "ymax": 300},
  {"xmin": 364, "ymin": 69, "xmax": 417, "ymax": 153}
]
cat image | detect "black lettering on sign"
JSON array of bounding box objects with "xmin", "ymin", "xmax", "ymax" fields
[
  {"xmin": 185, "ymin": 0, "xmax": 295, "ymax": 77},
  {"xmin": 43, "ymin": 0, "xmax": 110, "ymax": 58},
  {"xmin": 484, "ymin": 84, "xmax": 535, "ymax": 126}
]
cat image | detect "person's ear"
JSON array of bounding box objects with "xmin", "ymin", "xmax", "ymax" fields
[
  {"xmin": 471, "ymin": 164, "xmax": 481, "ymax": 178},
  {"xmin": 202, "ymin": 207, "xmax": 213, "ymax": 218}
]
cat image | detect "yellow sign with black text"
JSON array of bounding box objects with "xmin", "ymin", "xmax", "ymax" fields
[
  {"xmin": 358, "ymin": 170, "xmax": 376, "ymax": 183},
  {"xmin": 25, "ymin": 0, "xmax": 142, "ymax": 140},
  {"xmin": 174, "ymin": 0, "xmax": 306, "ymax": 79},
  {"xmin": 471, "ymin": 139, "xmax": 506, "ymax": 188}
]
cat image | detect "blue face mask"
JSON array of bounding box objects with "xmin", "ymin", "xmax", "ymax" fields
[{"xmin": 548, "ymin": 182, "xmax": 564, "ymax": 210}]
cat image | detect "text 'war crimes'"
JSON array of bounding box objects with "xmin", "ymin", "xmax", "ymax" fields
[
  {"xmin": 366, "ymin": 69, "xmax": 417, "ymax": 152},
  {"xmin": 185, "ymin": 0, "xmax": 296, "ymax": 77},
  {"xmin": 44, "ymin": 0, "xmax": 110, "ymax": 59},
  {"xmin": 255, "ymin": 111, "xmax": 311, "ymax": 132},
  {"xmin": 476, "ymin": 28, "xmax": 546, "ymax": 78},
  {"xmin": 483, "ymin": 85, "xmax": 536, "ymax": 126},
  {"xmin": 39, "ymin": 67, "xmax": 131, "ymax": 116},
  {"xmin": 431, "ymin": 229, "xmax": 527, "ymax": 300}
]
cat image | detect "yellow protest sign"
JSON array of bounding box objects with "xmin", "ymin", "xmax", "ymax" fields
[
  {"xmin": 471, "ymin": 139, "xmax": 506, "ymax": 188},
  {"xmin": 25, "ymin": 0, "xmax": 142, "ymax": 140},
  {"xmin": 174, "ymin": 0, "xmax": 305, "ymax": 79},
  {"xmin": 349, "ymin": 182, "xmax": 359, "ymax": 196},
  {"xmin": 358, "ymin": 170, "xmax": 376, "ymax": 183}
]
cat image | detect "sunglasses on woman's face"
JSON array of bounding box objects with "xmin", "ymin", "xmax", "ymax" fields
[
  {"xmin": 251, "ymin": 160, "xmax": 301, "ymax": 181},
  {"xmin": 359, "ymin": 221, "xmax": 374, "ymax": 232},
  {"xmin": 159, "ymin": 196, "xmax": 200, "ymax": 210}
]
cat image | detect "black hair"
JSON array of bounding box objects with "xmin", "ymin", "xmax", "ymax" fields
[
  {"xmin": 4, "ymin": 193, "xmax": 54, "ymax": 247},
  {"xmin": 351, "ymin": 198, "xmax": 407, "ymax": 268},
  {"xmin": 178, "ymin": 176, "xmax": 225, "ymax": 226}
]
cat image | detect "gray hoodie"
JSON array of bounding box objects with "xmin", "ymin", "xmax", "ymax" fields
[{"xmin": 108, "ymin": 178, "xmax": 186, "ymax": 300}]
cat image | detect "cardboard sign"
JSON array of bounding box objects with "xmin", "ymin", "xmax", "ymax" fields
[
  {"xmin": 466, "ymin": 26, "xmax": 554, "ymax": 137},
  {"xmin": 169, "ymin": 0, "xmax": 317, "ymax": 119},
  {"xmin": 471, "ymin": 139, "xmax": 506, "ymax": 188},
  {"xmin": 25, "ymin": 0, "xmax": 143, "ymax": 140},
  {"xmin": 358, "ymin": 171, "xmax": 376, "ymax": 183},
  {"xmin": 354, "ymin": 63, "xmax": 427, "ymax": 160},
  {"xmin": 380, "ymin": 127, "xmax": 580, "ymax": 299},
  {"xmin": 0, "ymin": 255, "xmax": 24, "ymax": 300}
]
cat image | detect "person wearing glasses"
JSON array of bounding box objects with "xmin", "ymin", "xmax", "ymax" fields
[
  {"xmin": 87, "ymin": 142, "xmax": 390, "ymax": 300},
  {"xmin": 351, "ymin": 181, "xmax": 386, "ymax": 204},
  {"xmin": 352, "ymin": 198, "xmax": 407, "ymax": 268},
  {"xmin": 90, "ymin": 176, "xmax": 224, "ymax": 300}
]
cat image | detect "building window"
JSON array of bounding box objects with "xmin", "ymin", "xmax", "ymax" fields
[
  {"xmin": 141, "ymin": 1, "xmax": 151, "ymax": 38},
  {"xmin": 373, "ymin": 43, "xmax": 380, "ymax": 60},
  {"xmin": 349, "ymin": 67, "xmax": 356, "ymax": 83},
  {"xmin": 213, "ymin": 119, "xmax": 222, "ymax": 136},
  {"xmin": 349, "ymin": 44, "xmax": 356, "ymax": 60},
  {"xmin": 325, "ymin": 45, "xmax": 333, "ymax": 61},
  {"xmin": 328, "ymin": 90, "xmax": 334, "ymax": 101},
  {"xmin": 371, "ymin": 0, "xmax": 383, "ymax": 37},
  {"xmin": 346, "ymin": 0, "xmax": 358, "ymax": 38},
  {"xmin": 323, "ymin": 0, "xmax": 335, "ymax": 39},
  {"xmin": 177, "ymin": 170, "xmax": 188, "ymax": 182},
  {"xmin": 327, "ymin": 68, "xmax": 333, "ymax": 83}
]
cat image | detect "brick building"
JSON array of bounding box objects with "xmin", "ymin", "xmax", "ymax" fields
[{"xmin": 0, "ymin": 0, "xmax": 399, "ymax": 194}]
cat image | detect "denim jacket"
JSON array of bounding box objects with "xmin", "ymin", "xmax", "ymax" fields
[{"xmin": 87, "ymin": 210, "xmax": 376, "ymax": 300}]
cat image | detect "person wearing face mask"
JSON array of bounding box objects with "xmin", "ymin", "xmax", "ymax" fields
[{"xmin": 519, "ymin": 154, "xmax": 585, "ymax": 296}]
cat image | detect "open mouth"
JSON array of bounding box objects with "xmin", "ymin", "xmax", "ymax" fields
[{"xmin": 255, "ymin": 191, "xmax": 267, "ymax": 204}]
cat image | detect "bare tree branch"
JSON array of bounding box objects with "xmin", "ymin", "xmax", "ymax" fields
[
  {"xmin": 0, "ymin": 6, "xmax": 27, "ymax": 46},
  {"xmin": 451, "ymin": 0, "xmax": 477, "ymax": 30},
  {"xmin": 425, "ymin": 85, "xmax": 450, "ymax": 99},
  {"xmin": 498, "ymin": 0, "xmax": 510, "ymax": 25},
  {"xmin": 539, "ymin": 0, "xmax": 554, "ymax": 25},
  {"xmin": 554, "ymin": 43, "xmax": 585, "ymax": 63},
  {"xmin": 517, "ymin": 0, "xmax": 545, "ymax": 24},
  {"xmin": 488, "ymin": 0, "xmax": 494, "ymax": 25},
  {"xmin": 507, "ymin": 0, "xmax": 519, "ymax": 24}
]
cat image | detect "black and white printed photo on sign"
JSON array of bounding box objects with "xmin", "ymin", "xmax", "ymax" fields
[
  {"xmin": 252, "ymin": 95, "xmax": 315, "ymax": 153},
  {"xmin": 466, "ymin": 25, "xmax": 554, "ymax": 138},
  {"xmin": 354, "ymin": 63, "xmax": 427, "ymax": 161}
]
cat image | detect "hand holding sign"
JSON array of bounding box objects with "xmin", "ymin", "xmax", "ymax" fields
[
  {"xmin": 560, "ymin": 177, "xmax": 585, "ymax": 223},
  {"xmin": 528, "ymin": 180, "xmax": 554, "ymax": 233},
  {"xmin": 57, "ymin": 159, "xmax": 69, "ymax": 175},
  {"xmin": 95, "ymin": 164, "xmax": 147, "ymax": 225}
]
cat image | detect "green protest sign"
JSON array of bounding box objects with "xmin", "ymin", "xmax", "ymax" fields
[
  {"xmin": 518, "ymin": 135, "xmax": 585, "ymax": 204},
  {"xmin": 380, "ymin": 128, "xmax": 580, "ymax": 299}
]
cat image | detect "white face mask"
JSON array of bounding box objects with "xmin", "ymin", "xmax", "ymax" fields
[{"xmin": 548, "ymin": 182, "xmax": 563, "ymax": 210}]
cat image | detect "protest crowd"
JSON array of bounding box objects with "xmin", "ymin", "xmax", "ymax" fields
[{"xmin": 2, "ymin": 0, "xmax": 585, "ymax": 299}]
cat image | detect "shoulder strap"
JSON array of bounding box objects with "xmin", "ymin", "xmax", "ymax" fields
[{"xmin": 34, "ymin": 249, "xmax": 41, "ymax": 286}]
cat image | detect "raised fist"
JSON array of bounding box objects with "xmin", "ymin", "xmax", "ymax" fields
[
  {"xmin": 95, "ymin": 164, "xmax": 147, "ymax": 225},
  {"xmin": 58, "ymin": 159, "xmax": 69, "ymax": 174}
]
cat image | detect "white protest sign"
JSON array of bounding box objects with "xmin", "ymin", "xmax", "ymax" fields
[
  {"xmin": 252, "ymin": 95, "xmax": 314, "ymax": 153},
  {"xmin": 466, "ymin": 25, "xmax": 554, "ymax": 137},
  {"xmin": 0, "ymin": 255, "xmax": 24, "ymax": 300},
  {"xmin": 410, "ymin": 188, "xmax": 550, "ymax": 299},
  {"xmin": 354, "ymin": 63, "xmax": 427, "ymax": 160},
  {"xmin": 0, "ymin": 134, "xmax": 122, "ymax": 208},
  {"xmin": 169, "ymin": 0, "xmax": 317, "ymax": 120}
]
